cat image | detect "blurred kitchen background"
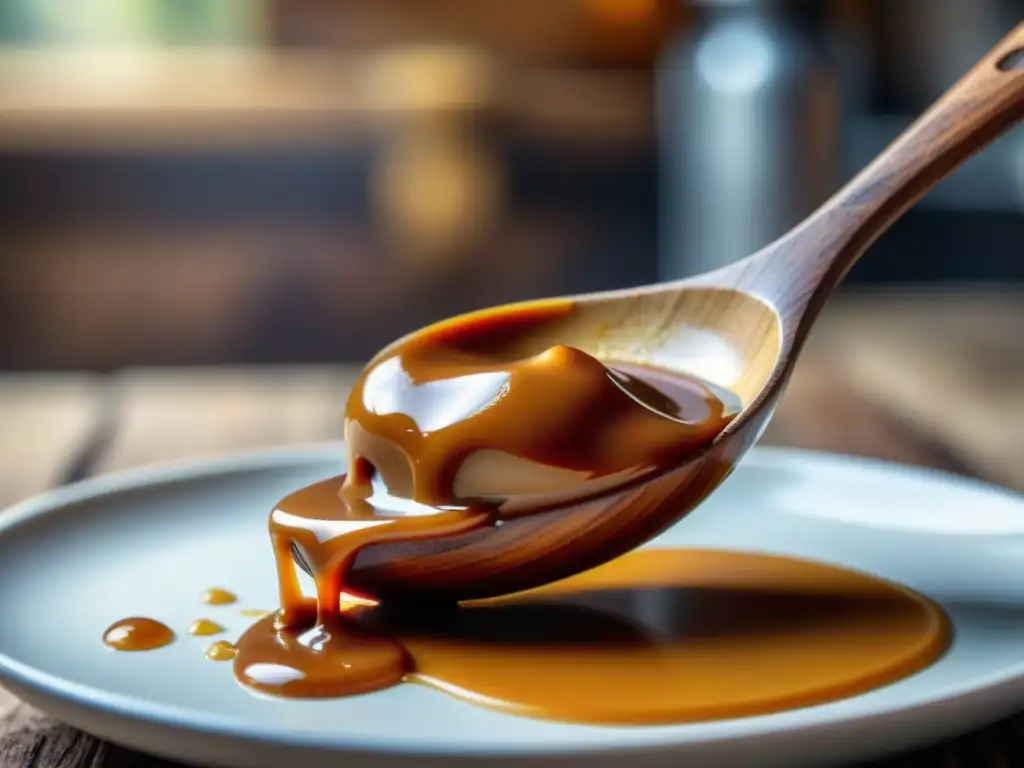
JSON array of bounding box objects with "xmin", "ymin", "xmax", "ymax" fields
[{"xmin": 0, "ymin": 0, "xmax": 1021, "ymax": 370}]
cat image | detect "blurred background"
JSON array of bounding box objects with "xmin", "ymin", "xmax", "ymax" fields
[
  {"xmin": 4, "ymin": 5, "xmax": 1024, "ymax": 761},
  {"xmin": 0, "ymin": 0, "xmax": 1021, "ymax": 370}
]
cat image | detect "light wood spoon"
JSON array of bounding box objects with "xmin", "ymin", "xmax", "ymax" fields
[{"xmin": 340, "ymin": 24, "xmax": 1024, "ymax": 601}]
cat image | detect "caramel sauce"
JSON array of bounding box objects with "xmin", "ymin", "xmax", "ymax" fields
[
  {"xmin": 202, "ymin": 588, "xmax": 237, "ymax": 606},
  {"xmin": 234, "ymin": 548, "xmax": 948, "ymax": 723},
  {"xmin": 103, "ymin": 617, "xmax": 175, "ymax": 651},
  {"xmin": 240, "ymin": 609, "xmax": 272, "ymax": 619},
  {"xmin": 205, "ymin": 641, "xmax": 238, "ymax": 662},
  {"xmin": 188, "ymin": 619, "xmax": 225, "ymax": 636},
  {"xmin": 111, "ymin": 304, "xmax": 943, "ymax": 724},
  {"xmin": 269, "ymin": 303, "xmax": 740, "ymax": 630},
  {"xmin": 342, "ymin": 304, "xmax": 738, "ymax": 513}
]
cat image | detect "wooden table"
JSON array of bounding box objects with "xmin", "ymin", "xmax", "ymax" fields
[{"xmin": 1, "ymin": 291, "xmax": 1022, "ymax": 767}]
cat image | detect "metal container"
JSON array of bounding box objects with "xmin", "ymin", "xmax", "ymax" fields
[{"xmin": 658, "ymin": 0, "xmax": 844, "ymax": 279}]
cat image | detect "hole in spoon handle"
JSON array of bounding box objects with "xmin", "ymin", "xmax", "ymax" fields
[{"xmin": 997, "ymin": 48, "xmax": 1024, "ymax": 71}]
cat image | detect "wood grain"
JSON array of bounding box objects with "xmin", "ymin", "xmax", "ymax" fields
[
  {"xmin": 0, "ymin": 50, "xmax": 649, "ymax": 152},
  {"xmin": 320, "ymin": 24, "xmax": 1024, "ymax": 600},
  {"xmin": 0, "ymin": 366, "xmax": 356, "ymax": 767},
  {"xmin": 0, "ymin": 353, "xmax": 959, "ymax": 767},
  {"xmin": 642, "ymin": 24, "xmax": 1024, "ymax": 505},
  {"xmin": 0, "ymin": 291, "xmax": 1021, "ymax": 766},
  {"xmin": 824, "ymin": 292, "xmax": 1024, "ymax": 491},
  {"xmin": 763, "ymin": 357, "xmax": 975, "ymax": 477},
  {"xmin": 730, "ymin": 22, "xmax": 1024, "ymax": 319},
  {"xmin": 0, "ymin": 375, "xmax": 100, "ymax": 744},
  {"xmin": 0, "ymin": 374, "xmax": 100, "ymax": 509},
  {"xmin": 97, "ymin": 366, "xmax": 355, "ymax": 473}
]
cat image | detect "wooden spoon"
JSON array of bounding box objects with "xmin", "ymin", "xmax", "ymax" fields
[{"xmin": 343, "ymin": 24, "xmax": 1024, "ymax": 601}]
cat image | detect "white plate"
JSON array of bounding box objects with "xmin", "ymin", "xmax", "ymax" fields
[{"xmin": 3, "ymin": 445, "xmax": 1024, "ymax": 768}]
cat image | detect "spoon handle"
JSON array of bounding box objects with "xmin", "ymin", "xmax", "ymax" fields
[{"xmin": 741, "ymin": 22, "xmax": 1024, "ymax": 315}]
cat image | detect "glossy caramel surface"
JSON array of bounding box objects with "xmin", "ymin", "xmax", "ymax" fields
[
  {"xmin": 343, "ymin": 302, "xmax": 738, "ymax": 512},
  {"xmin": 103, "ymin": 617, "xmax": 175, "ymax": 652},
  {"xmin": 234, "ymin": 548, "xmax": 948, "ymax": 724},
  {"xmin": 236, "ymin": 308, "xmax": 949, "ymax": 723},
  {"xmin": 270, "ymin": 478, "xmax": 489, "ymax": 626},
  {"xmin": 270, "ymin": 303, "xmax": 740, "ymax": 627}
]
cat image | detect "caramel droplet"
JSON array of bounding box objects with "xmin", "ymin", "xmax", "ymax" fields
[
  {"xmin": 240, "ymin": 609, "xmax": 272, "ymax": 619},
  {"xmin": 188, "ymin": 619, "xmax": 225, "ymax": 636},
  {"xmin": 205, "ymin": 640, "xmax": 238, "ymax": 661},
  {"xmin": 103, "ymin": 617, "xmax": 174, "ymax": 651},
  {"xmin": 202, "ymin": 588, "xmax": 237, "ymax": 606}
]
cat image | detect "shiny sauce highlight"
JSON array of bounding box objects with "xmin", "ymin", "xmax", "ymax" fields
[
  {"xmin": 234, "ymin": 547, "xmax": 949, "ymax": 724},
  {"xmin": 269, "ymin": 302, "xmax": 740, "ymax": 631},
  {"xmin": 103, "ymin": 617, "xmax": 175, "ymax": 651},
  {"xmin": 239, "ymin": 300, "xmax": 948, "ymax": 722}
]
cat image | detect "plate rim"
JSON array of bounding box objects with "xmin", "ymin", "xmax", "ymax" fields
[{"xmin": 1, "ymin": 443, "xmax": 1024, "ymax": 759}]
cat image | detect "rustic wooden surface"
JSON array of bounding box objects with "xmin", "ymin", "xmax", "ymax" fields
[
  {"xmin": 0, "ymin": 291, "xmax": 1022, "ymax": 767},
  {"xmin": 0, "ymin": 50, "xmax": 650, "ymax": 152}
]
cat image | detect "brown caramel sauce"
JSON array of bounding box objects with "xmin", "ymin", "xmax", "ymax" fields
[
  {"xmin": 342, "ymin": 304, "xmax": 739, "ymax": 515},
  {"xmin": 234, "ymin": 548, "xmax": 948, "ymax": 724},
  {"xmin": 205, "ymin": 641, "xmax": 238, "ymax": 662},
  {"xmin": 202, "ymin": 588, "xmax": 237, "ymax": 606},
  {"xmin": 237, "ymin": 305, "xmax": 944, "ymax": 723},
  {"xmin": 103, "ymin": 617, "xmax": 175, "ymax": 652},
  {"xmin": 188, "ymin": 619, "xmax": 225, "ymax": 636},
  {"xmin": 99, "ymin": 304, "xmax": 950, "ymax": 724},
  {"xmin": 270, "ymin": 302, "xmax": 740, "ymax": 631}
]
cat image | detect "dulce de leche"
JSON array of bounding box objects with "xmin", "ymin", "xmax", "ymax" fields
[{"xmin": 268, "ymin": 302, "xmax": 739, "ymax": 629}]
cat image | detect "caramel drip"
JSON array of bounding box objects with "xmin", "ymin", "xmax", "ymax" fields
[
  {"xmin": 225, "ymin": 307, "xmax": 946, "ymax": 724},
  {"xmin": 260, "ymin": 305, "xmax": 744, "ymax": 700},
  {"xmin": 233, "ymin": 548, "xmax": 949, "ymax": 723},
  {"xmin": 269, "ymin": 480, "xmax": 490, "ymax": 627}
]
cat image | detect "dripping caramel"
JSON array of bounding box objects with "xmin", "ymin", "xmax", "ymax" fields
[
  {"xmin": 101, "ymin": 302, "xmax": 949, "ymax": 725},
  {"xmin": 269, "ymin": 303, "xmax": 739, "ymax": 630},
  {"xmin": 234, "ymin": 548, "xmax": 949, "ymax": 723},
  {"xmin": 235, "ymin": 304, "xmax": 947, "ymax": 722}
]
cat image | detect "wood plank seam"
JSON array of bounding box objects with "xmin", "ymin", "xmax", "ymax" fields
[
  {"xmin": 0, "ymin": 377, "xmax": 120, "ymax": 763},
  {"xmin": 55, "ymin": 379, "xmax": 122, "ymax": 486}
]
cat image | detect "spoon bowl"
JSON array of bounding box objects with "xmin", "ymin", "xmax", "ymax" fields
[
  {"xmin": 331, "ymin": 25, "xmax": 1024, "ymax": 602},
  {"xmin": 333, "ymin": 286, "xmax": 779, "ymax": 601}
]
